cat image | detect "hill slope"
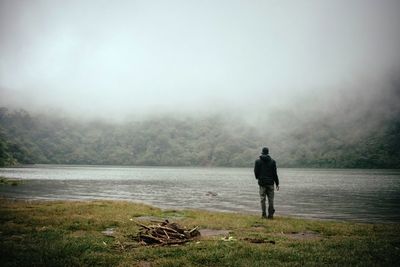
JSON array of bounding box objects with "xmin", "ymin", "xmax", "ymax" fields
[{"xmin": 0, "ymin": 105, "xmax": 399, "ymax": 168}]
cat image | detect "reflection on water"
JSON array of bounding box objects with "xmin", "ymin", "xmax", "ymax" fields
[{"xmin": 1, "ymin": 165, "xmax": 399, "ymax": 223}]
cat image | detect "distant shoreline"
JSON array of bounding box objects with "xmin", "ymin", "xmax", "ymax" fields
[{"xmin": 2, "ymin": 163, "xmax": 400, "ymax": 170}]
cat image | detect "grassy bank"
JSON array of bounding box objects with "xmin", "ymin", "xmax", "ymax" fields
[
  {"xmin": 0, "ymin": 177, "xmax": 23, "ymax": 186},
  {"xmin": 0, "ymin": 200, "xmax": 399, "ymax": 266}
]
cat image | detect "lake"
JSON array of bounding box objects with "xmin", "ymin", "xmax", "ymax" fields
[{"xmin": 1, "ymin": 165, "xmax": 399, "ymax": 223}]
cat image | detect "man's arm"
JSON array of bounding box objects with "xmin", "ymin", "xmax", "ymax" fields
[
  {"xmin": 273, "ymin": 161, "xmax": 279, "ymax": 190},
  {"xmin": 254, "ymin": 160, "xmax": 260, "ymax": 179}
]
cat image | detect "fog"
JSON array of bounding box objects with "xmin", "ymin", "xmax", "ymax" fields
[{"xmin": 1, "ymin": 0, "xmax": 400, "ymax": 120}]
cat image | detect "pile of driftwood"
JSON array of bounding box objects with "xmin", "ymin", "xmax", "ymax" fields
[{"xmin": 135, "ymin": 220, "xmax": 200, "ymax": 246}]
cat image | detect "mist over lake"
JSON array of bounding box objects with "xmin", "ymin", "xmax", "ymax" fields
[
  {"xmin": 1, "ymin": 165, "xmax": 399, "ymax": 223},
  {"xmin": 1, "ymin": 2, "xmax": 400, "ymax": 266},
  {"xmin": 0, "ymin": 1, "xmax": 399, "ymax": 227}
]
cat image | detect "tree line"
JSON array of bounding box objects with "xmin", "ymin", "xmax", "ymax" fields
[{"xmin": 0, "ymin": 107, "xmax": 399, "ymax": 168}]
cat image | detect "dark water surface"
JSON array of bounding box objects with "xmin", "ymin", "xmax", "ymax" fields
[{"xmin": 1, "ymin": 165, "xmax": 399, "ymax": 223}]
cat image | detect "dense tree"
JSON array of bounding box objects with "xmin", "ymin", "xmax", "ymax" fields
[{"xmin": 0, "ymin": 107, "xmax": 398, "ymax": 168}]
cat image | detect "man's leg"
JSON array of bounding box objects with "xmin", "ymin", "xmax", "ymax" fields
[
  {"xmin": 266, "ymin": 185, "xmax": 275, "ymax": 219},
  {"xmin": 259, "ymin": 186, "xmax": 267, "ymax": 218}
]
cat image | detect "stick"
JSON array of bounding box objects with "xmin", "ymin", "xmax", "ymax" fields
[
  {"xmin": 163, "ymin": 229, "xmax": 170, "ymax": 239},
  {"xmin": 132, "ymin": 220, "xmax": 151, "ymax": 230},
  {"xmin": 189, "ymin": 226, "xmax": 199, "ymax": 233},
  {"xmin": 140, "ymin": 234, "xmax": 166, "ymax": 244},
  {"xmin": 158, "ymin": 226, "xmax": 185, "ymax": 235}
]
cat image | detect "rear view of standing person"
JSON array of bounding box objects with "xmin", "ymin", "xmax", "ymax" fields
[{"xmin": 254, "ymin": 147, "xmax": 279, "ymax": 219}]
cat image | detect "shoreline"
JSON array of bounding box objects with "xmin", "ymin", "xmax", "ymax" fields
[
  {"xmin": 1, "ymin": 168, "xmax": 400, "ymax": 225},
  {"xmin": 1, "ymin": 195, "xmax": 399, "ymax": 224},
  {"xmin": 3, "ymin": 163, "xmax": 400, "ymax": 171}
]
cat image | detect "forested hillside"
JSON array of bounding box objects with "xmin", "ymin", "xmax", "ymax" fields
[{"xmin": 0, "ymin": 105, "xmax": 399, "ymax": 168}]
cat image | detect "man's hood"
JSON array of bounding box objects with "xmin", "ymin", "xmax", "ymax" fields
[{"xmin": 260, "ymin": 154, "xmax": 271, "ymax": 162}]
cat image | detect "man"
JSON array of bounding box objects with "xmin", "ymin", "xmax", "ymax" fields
[{"xmin": 254, "ymin": 147, "xmax": 279, "ymax": 219}]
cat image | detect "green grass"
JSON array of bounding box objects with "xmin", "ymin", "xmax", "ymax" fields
[
  {"xmin": 0, "ymin": 177, "xmax": 22, "ymax": 186},
  {"xmin": 0, "ymin": 199, "xmax": 399, "ymax": 266}
]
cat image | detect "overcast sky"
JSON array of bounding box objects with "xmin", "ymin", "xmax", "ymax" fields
[{"xmin": 0, "ymin": 0, "xmax": 399, "ymax": 118}]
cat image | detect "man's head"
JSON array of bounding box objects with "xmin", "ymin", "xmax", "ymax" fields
[{"xmin": 261, "ymin": 147, "xmax": 269, "ymax": 155}]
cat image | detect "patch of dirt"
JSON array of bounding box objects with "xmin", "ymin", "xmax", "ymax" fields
[
  {"xmin": 137, "ymin": 261, "xmax": 152, "ymax": 267},
  {"xmin": 69, "ymin": 230, "xmax": 87, "ymax": 238},
  {"xmin": 199, "ymin": 229, "xmax": 230, "ymax": 237},
  {"xmin": 243, "ymin": 238, "xmax": 276, "ymax": 244},
  {"xmin": 281, "ymin": 231, "xmax": 321, "ymax": 240}
]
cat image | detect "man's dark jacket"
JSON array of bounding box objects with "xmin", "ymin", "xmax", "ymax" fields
[{"xmin": 254, "ymin": 154, "xmax": 279, "ymax": 187}]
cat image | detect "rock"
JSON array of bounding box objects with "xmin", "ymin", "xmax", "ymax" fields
[
  {"xmin": 205, "ymin": 191, "xmax": 218, "ymax": 197},
  {"xmin": 101, "ymin": 228, "xmax": 115, "ymax": 237}
]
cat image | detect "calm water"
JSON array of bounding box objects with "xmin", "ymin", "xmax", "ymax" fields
[{"xmin": 1, "ymin": 165, "xmax": 399, "ymax": 223}]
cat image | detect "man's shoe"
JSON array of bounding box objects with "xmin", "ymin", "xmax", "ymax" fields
[
  {"xmin": 267, "ymin": 215, "xmax": 273, "ymax": 220},
  {"xmin": 262, "ymin": 213, "xmax": 267, "ymax": 219}
]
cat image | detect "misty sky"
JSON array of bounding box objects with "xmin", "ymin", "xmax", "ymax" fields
[{"xmin": 1, "ymin": 0, "xmax": 399, "ymax": 118}]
